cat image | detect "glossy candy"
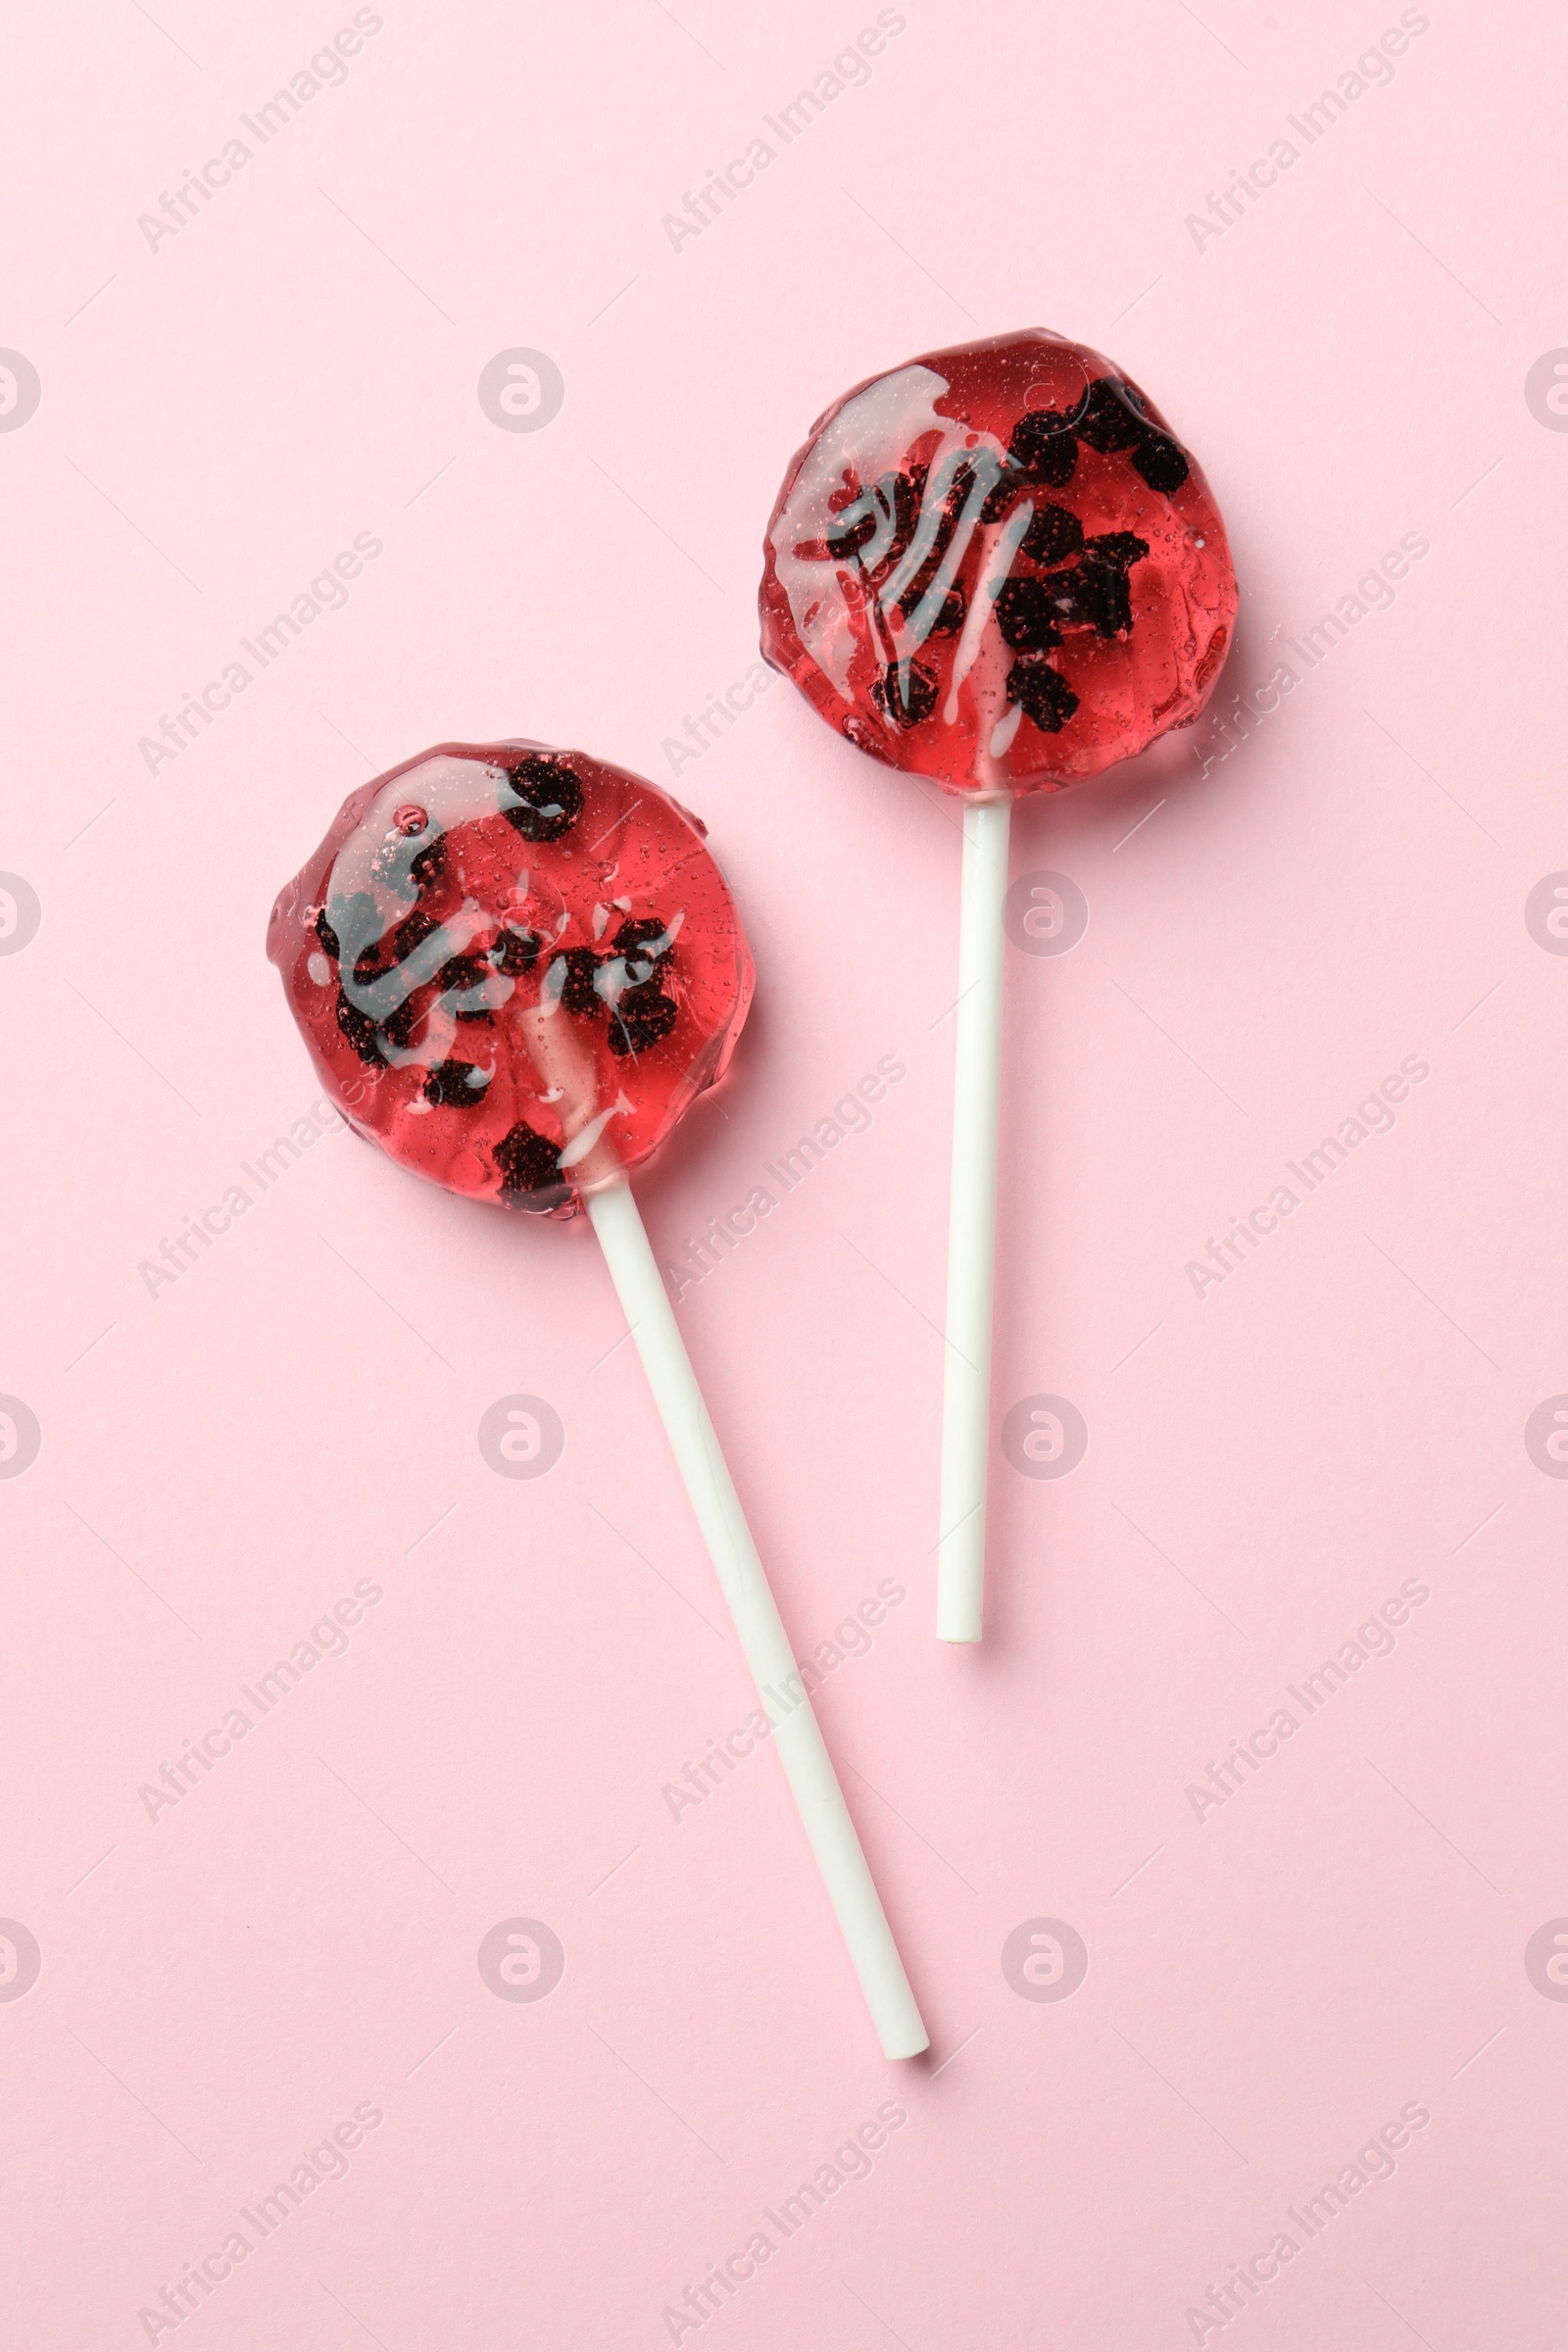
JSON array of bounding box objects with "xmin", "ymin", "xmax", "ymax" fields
[
  {"xmin": 760, "ymin": 328, "xmax": 1237, "ymax": 794},
  {"xmin": 268, "ymin": 741, "xmax": 754, "ymax": 1215}
]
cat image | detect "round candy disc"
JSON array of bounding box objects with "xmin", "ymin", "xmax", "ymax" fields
[
  {"xmin": 268, "ymin": 741, "xmax": 754, "ymax": 1215},
  {"xmin": 760, "ymin": 327, "xmax": 1238, "ymax": 795}
]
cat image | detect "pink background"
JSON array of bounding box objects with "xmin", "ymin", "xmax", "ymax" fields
[{"xmin": 3, "ymin": 0, "xmax": 1565, "ymax": 2343}]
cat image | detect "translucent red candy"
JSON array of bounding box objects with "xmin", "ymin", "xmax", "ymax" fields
[
  {"xmin": 760, "ymin": 328, "xmax": 1238, "ymax": 795},
  {"xmin": 268, "ymin": 742, "xmax": 754, "ymax": 1216}
]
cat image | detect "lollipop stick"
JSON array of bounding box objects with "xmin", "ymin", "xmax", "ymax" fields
[
  {"xmin": 585, "ymin": 1175, "xmax": 929, "ymax": 2061},
  {"xmin": 936, "ymin": 791, "xmax": 1012, "ymax": 1643}
]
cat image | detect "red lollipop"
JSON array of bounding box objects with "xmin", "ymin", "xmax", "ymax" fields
[
  {"xmin": 269, "ymin": 740, "xmax": 927, "ymax": 2058},
  {"xmin": 760, "ymin": 331, "xmax": 1238, "ymax": 1639},
  {"xmin": 269, "ymin": 740, "xmax": 751, "ymax": 1212}
]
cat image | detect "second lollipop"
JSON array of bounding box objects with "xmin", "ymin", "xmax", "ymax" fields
[{"xmin": 760, "ymin": 327, "xmax": 1238, "ymax": 1640}]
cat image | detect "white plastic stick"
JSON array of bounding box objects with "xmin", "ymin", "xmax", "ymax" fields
[
  {"xmin": 585, "ymin": 1176, "xmax": 930, "ymax": 2061},
  {"xmin": 936, "ymin": 791, "xmax": 1012, "ymax": 1643}
]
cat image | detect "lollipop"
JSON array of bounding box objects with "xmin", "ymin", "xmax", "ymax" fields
[
  {"xmin": 760, "ymin": 329, "xmax": 1237, "ymax": 1642},
  {"xmin": 268, "ymin": 739, "xmax": 928, "ymax": 2058}
]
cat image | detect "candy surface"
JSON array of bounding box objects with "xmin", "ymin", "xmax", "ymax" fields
[
  {"xmin": 268, "ymin": 742, "xmax": 754, "ymax": 1215},
  {"xmin": 760, "ymin": 328, "xmax": 1237, "ymax": 795}
]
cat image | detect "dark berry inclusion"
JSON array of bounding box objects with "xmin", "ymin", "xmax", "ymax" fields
[
  {"xmin": 502, "ymin": 755, "xmax": 584, "ymax": 843},
  {"xmin": 423, "ymin": 1059, "xmax": 491, "ymax": 1107},
  {"xmin": 494, "ymin": 1121, "xmax": 564, "ymax": 1198}
]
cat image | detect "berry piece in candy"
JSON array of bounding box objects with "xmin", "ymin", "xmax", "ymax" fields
[
  {"xmin": 501, "ymin": 754, "xmax": 584, "ymax": 842},
  {"xmin": 1019, "ymin": 502, "xmax": 1085, "ymax": 566},
  {"xmin": 760, "ymin": 327, "xmax": 1236, "ymax": 793},
  {"xmin": 608, "ymin": 983, "xmax": 678, "ymax": 1057},
  {"xmin": 1005, "ymin": 409, "xmax": 1080, "ymax": 487},
  {"xmin": 995, "ymin": 576, "xmax": 1064, "ymax": 654},
  {"xmin": 492, "ymin": 924, "xmax": 543, "ymax": 977},
  {"xmin": 268, "ymin": 742, "xmax": 753, "ymax": 1215},
  {"xmin": 494, "ymin": 1121, "xmax": 564, "ymax": 1203},
  {"xmin": 422, "ymin": 1059, "xmax": 492, "ymax": 1107},
  {"xmin": 1007, "ymin": 657, "xmax": 1080, "ymax": 734}
]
